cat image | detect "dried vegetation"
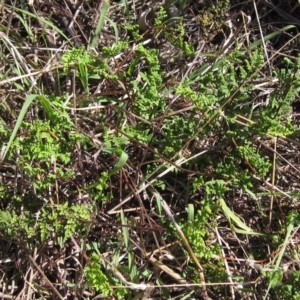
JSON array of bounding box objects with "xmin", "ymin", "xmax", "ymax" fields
[{"xmin": 1, "ymin": 0, "xmax": 300, "ymax": 299}]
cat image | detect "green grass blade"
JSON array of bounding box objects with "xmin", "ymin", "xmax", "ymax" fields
[
  {"xmin": 187, "ymin": 204, "xmax": 194, "ymax": 222},
  {"xmin": 219, "ymin": 198, "xmax": 264, "ymax": 236},
  {"xmin": 78, "ymin": 63, "xmax": 89, "ymax": 93},
  {"xmin": 106, "ymin": 18, "xmax": 119, "ymax": 43},
  {"xmin": 120, "ymin": 0, "xmax": 129, "ymax": 17},
  {"xmin": 4, "ymin": 4, "xmax": 72, "ymax": 45},
  {"xmin": 91, "ymin": 0, "xmax": 110, "ymax": 48},
  {"xmin": 249, "ymin": 25, "xmax": 296, "ymax": 50},
  {"xmin": 37, "ymin": 95, "xmax": 54, "ymax": 119},
  {"xmin": 274, "ymin": 222, "xmax": 294, "ymax": 269},
  {"xmin": 0, "ymin": 94, "xmax": 37, "ymax": 162},
  {"xmin": 263, "ymin": 222, "xmax": 294, "ymax": 299},
  {"xmin": 120, "ymin": 210, "xmax": 129, "ymax": 248},
  {"xmin": 107, "ymin": 149, "xmax": 128, "ymax": 176},
  {"xmin": 154, "ymin": 193, "xmax": 163, "ymax": 216},
  {"xmin": 16, "ymin": 14, "xmax": 34, "ymax": 43},
  {"xmin": 120, "ymin": 210, "xmax": 137, "ymax": 281}
]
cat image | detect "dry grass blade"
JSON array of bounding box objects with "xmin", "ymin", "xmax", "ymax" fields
[
  {"xmin": 149, "ymin": 256, "xmax": 187, "ymax": 284},
  {"xmin": 1, "ymin": 0, "xmax": 300, "ymax": 298},
  {"xmin": 155, "ymin": 192, "xmax": 209, "ymax": 299},
  {"xmin": 253, "ymin": 0, "xmax": 271, "ymax": 76},
  {"xmin": 0, "ymin": 31, "xmax": 37, "ymax": 87},
  {"xmin": 268, "ymin": 137, "xmax": 277, "ymax": 227}
]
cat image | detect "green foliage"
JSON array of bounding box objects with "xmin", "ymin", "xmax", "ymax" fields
[
  {"xmin": 39, "ymin": 203, "xmax": 90, "ymax": 242},
  {"xmin": 182, "ymin": 208, "xmax": 216, "ymax": 259},
  {"xmin": 84, "ymin": 172, "xmax": 112, "ymax": 203},
  {"xmin": 10, "ymin": 117, "xmax": 76, "ymax": 195},
  {"xmin": 236, "ymin": 144, "xmax": 270, "ymax": 177},
  {"xmin": 129, "ymin": 44, "xmax": 164, "ymax": 121},
  {"xmin": 84, "ymin": 253, "xmax": 112, "ymax": 296},
  {"xmin": 0, "ymin": 94, "xmax": 92, "ymax": 243},
  {"xmin": 2, "ymin": 6, "xmax": 300, "ymax": 299},
  {"xmin": 103, "ymin": 39, "xmax": 130, "ymax": 56},
  {"xmin": 62, "ymin": 47, "xmax": 119, "ymax": 88},
  {"xmin": 155, "ymin": 7, "xmax": 194, "ymax": 56},
  {"xmin": 204, "ymin": 179, "xmax": 229, "ymax": 198},
  {"xmin": 84, "ymin": 252, "xmax": 127, "ymax": 298},
  {"xmin": 181, "ymin": 198, "xmax": 225, "ymax": 286},
  {"xmin": 182, "ymin": 183, "xmax": 221, "ymax": 260},
  {"xmin": 0, "ymin": 203, "xmax": 90, "ymax": 242},
  {"xmin": 160, "ymin": 114, "xmax": 196, "ymax": 156},
  {"xmin": 123, "ymin": 24, "xmax": 142, "ymax": 40},
  {"xmin": 263, "ymin": 268, "xmax": 300, "ymax": 300},
  {"xmin": 0, "ymin": 209, "xmax": 34, "ymax": 238},
  {"xmin": 179, "ymin": 47, "xmax": 298, "ymax": 200},
  {"xmin": 197, "ymin": 0, "xmax": 230, "ymax": 35},
  {"xmin": 269, "ymin": 270, "xmax": 300, "ymax": 299}
]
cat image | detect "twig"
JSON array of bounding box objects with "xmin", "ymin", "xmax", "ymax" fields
[
  {"xmin": 215, "ymin": 228, "xmax": 236, "ymax": 299},
  {"xmin": 269, "ymin": 137, "xmax": 277, "ymax": 227},
  {"xmin": 253, "ymin": 0, "xmax": 272, "ymax": 76},
  {"xmin": 26, "ymin": 249, "xmax": 37, "ymax": 300},
  {"xmin": 0, "ymin": 293, "xmax": 13, "ymax": 299},
  {"xmin": 149, "ymin": 256, "xmax": 187, "ymax": 284},
  {"xmin": 28, "ymin": 255, "xmax": 64, "ymax": 300},
  {"xmin": 159, "ymin": 197, "xmax": 209, "ymax": 300}
]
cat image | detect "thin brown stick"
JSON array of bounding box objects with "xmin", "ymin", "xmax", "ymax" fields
[
  {"xmin": 269, "ymin": 137, "xmax": 276, "ymax": 226},
  {"xmin": 28, "ymin": 255, "xmax": 64, "ymax": 300},
  {"xmin": 158, "ymin": 196, "xmax": 209, "ymax": 300}
]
